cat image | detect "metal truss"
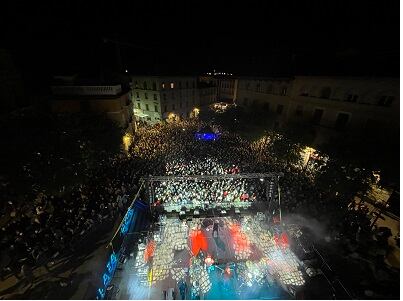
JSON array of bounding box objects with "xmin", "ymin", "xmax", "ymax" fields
[{"xmin": 141, "ymin": 172, "xmax": 284, "ymax": 182}]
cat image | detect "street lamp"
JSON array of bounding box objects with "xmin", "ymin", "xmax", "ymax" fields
[{"xmin": 302, "ymin": 147, "xmax": 315, "ymax": 171}]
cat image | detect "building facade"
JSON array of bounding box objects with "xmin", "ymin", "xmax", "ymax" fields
[
  {"xmin": 200, "ymin": 74, "xmax": 237, "ymax": 103},
  {"xmin": 236, "ymin": 76, "xmax": 399, "ymax": 145},
  {"xmin": 51, "ymin": 84, "xmax": 134, "ymax": 133},
  {"xmin": 131, "ymin": 76, "xmax": 203, "ymax": 124}
]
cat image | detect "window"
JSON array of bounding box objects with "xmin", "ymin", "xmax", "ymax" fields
[
  {"xmin": 256, "ymin": 83, "xmax": 260, "ymax": 92},
  {"xmin": 281, "ymin": 87, "xmax": 287, "ymax": 96},
  {"xmin": 162, "ymin": 82, "xmax": 165, "ymax": 89},
  {"xmin": 299, "ymin": 86, "xmax": 309, "ymax": 96},
  {"xmin": 320, "ymin": 87, "xmax": 331, "ymax": 99},
  {"xmin": 335, "ymin": 113, "xmax": 349, "ymax": 130},
  {"xmin": 266, "ymin": 84, "xmax": 273, "ymax": 94},
  {"xmin": 180, "ymin": 102, "xmax": 182, "ymax": 108},
  {"xmin": 171, "ymin": 92, "xmax": 175, "ymax": 99},
  {"xmin": 145, "ymin": 104, "xmax": 149, "ymax": 111},
  {"xmin": 145, "ymin": 93, "xmax": 148, "ymax": 99},
  {"xmin": 186, "ymin": 100, "xmax": 189, "ymax": 107},
  {"xmin": 164, "ymin": 105, "xmax": 167, "ymax": 112},
  {"xmin": 170, "ymin": 82, "xmax": 174, "ymax": 89},
  {"xmin": 143, "ymin": 82, "xmax": 148, "ymax": 90},
  {"xmin": 163, "ymin": 93, "xmax": 166, "ymax": 100},
  {"xmin": 345, "ymin": 94, "xmax": 358, "ymax": 103},
  {"xmin": 263, "ymin": 103, "xmax": 270, "ymax": 111},
  {"xmin": 192, "ymin": 82, "xmax": 195, "ymax": 89},
  {"xmin": 137, "ymin": 103, "xmax": 141, "ymax": 109},
  {"xmin": 154, "ymin": 105, "xmax": 158, "ymax": 112},
  {"xmin": 192, "ymin": 90, "xmax": 195, "ymax": 96},
  {"xmin": 295, "ymin": 105, "xmax": 303, "ymax": 116},
  {"xmin": 246, "ymin": 82, "xmax": 250, "ymax": 90},
  {"xmin": 134, "ymin": 81, "xmax": 139, "ymax": 89},
  {"xmin": 179, "ymin": 81, "xmax": 182, "ymax": 88},
  {"xmin": 153, "ymin": 94, "xmax": 157, "ymax": 100},
  {"xmin": 172, "ymin": 104, "xmax": 176, "ymax": 110},
  {"xmin": 186, "ymin": 81, "xmax": 189, "ymax": 89},
  {"xmin": 136, "ymin": 92, "xmax": 139, "ymax": 98},
  {"xmin": 312, "ymin": 109, "xmax": 324, "ymax": 125},
  {"xmin": 378, "ymin": 95, "xmax": 394, "ymax": 107},
  {"xmin": 147, "ymin": 117, "xmax": 151, "ymax": 121},
  {"xmin": 243, "ymin": 98, "xmax": 249, "ymax": 105},
  {"xmin": 276, "ymin": 105, "xmax": 284, "ymax": 115},
  {"xmin": 152, "ymin": 82, "xmax": 156, "ymax": 90}
]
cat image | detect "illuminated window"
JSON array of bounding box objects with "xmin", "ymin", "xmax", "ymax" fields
[
  {"xmin": 162, "ymin": 83, "xmax": 165, "ymax": 89},
  {"xmin": 170, "ymin": 82, "xmax": 174, "ymax": 89}
]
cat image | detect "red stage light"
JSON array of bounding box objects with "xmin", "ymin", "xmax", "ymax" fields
[
  {"xmin": 280, "ymin": 232, "xmax": 289, "ymax": 248},
  {"xmin": 229, "ymin": 223, "xmax": 250, "ymax": 252},
  {"xmin": 190, "ymin": 229, "xmax": 208, "ymax": 256},
  {"xmin": 144, "ymin": 240, "xmax": 156, "ymax": 262}
]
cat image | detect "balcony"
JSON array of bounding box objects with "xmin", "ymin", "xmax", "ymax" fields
[{"xmin": 51, "ymin": 85, "xmax": 122, "ymax": 96}]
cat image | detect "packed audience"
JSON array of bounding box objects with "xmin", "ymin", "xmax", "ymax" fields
[
  {"xmin": 0, "ymin": 118, "xmax": 391, "ymax": 295},
  {"xmin": 155, "ymin": 158, "xmax": 262, "ymax": 210}
]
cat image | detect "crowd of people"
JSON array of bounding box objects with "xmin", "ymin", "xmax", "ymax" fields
[
  {"xmin": 0, "ymin": 117, "xmax": 394, "ymax": 298},
  {"xmin": 0, "ymin": 149, "xmax": 151, "ymax": 283},
  {"xmin": 155, "ymin": 158, "xmax": 261, "ymax": 210}
]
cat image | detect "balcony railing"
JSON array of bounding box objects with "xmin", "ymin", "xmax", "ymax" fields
[{"xmin": 51, "ymin": 85, "xmax": 122, "ymax": 96}]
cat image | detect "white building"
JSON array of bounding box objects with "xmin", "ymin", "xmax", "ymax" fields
[{"xmin": 131, "ymin": 76, "xmax": 207, "ymax": 125}]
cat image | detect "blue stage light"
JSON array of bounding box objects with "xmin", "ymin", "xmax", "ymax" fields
[{"xmin": 195, "ymin": 132, "xmax": 220, "ymax": 141}]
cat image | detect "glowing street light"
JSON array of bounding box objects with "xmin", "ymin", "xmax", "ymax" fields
[
  {"xmin": 123, "ymin": 133, "xmax": 133, "ymax": 151},
  {"xmin": 192, "ymin": 107, "xmax": 200, "ymax": 118}
]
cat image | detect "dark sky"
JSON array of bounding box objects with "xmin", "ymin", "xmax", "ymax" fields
[{"xmin": 3, "ymin": 0, "xmax": 400, "ymax": 80}]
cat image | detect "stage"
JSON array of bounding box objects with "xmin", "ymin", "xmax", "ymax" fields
[{"xmin": 110, "ymin": 213, "xmax": 305, "ymax": 299}]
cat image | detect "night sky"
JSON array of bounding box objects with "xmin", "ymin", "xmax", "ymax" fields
[{"xmin": 3, "ymin": 0, "xmax": 400, "ymax": 83}]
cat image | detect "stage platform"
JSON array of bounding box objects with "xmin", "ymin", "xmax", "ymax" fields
[{"xmin": 110, "ymin": 212, "xmax": 305, "ymax": 299}]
